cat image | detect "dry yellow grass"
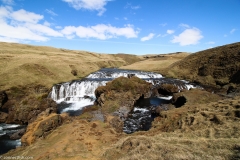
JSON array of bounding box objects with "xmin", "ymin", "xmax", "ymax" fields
[
  {"xmin": 4, "ymin": 96, "xmax": 239, "ymax": 160},
  {"xmin": 2, "ymin": 42, "xmax": 239, "ymax": 160},
  {"xmin": 0, "ymin": 42, "xmax": 141, "ymax": 90},
  {"xmin": 120, "ymin": 52, "xmax": 189, "ymax": 72}
]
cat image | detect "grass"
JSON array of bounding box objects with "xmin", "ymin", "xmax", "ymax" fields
[
  {"xmin": 0, "ymin": 42, "xmax": 142, "ymax": 91},
  {"xmin": 103, "ymin": 97, "xmax": 240, "ymax": 160},
  {"xmin": 2, "ymin": 42, "xmax": 239, "ymax": 159},
  {"xmin": 120, "ymin": 52, "xmax": 189, "ymax": 73}
]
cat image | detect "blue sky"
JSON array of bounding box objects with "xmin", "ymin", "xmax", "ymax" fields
[{"xmin": 0, "ymin": 0, "xmax": 239, "ymax": 55}]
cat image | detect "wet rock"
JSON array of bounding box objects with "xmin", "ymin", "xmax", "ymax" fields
[
  {"xmin": 21, "ymin": 113, "xmax": 62, "ymax": 146},
  {"xmin": 10, "ymin": 128, "xmax": 26, "ymax": 140},
  {"xmin": 109, "ymin": 116, "xmax": 124, "ymax": 133},
  {"xmin": 1, "ymin": 100, "xmax": 15, "ymax": 113},
  {"xmin": 91, "ymin": 110, "xmax": 105, "ymax": 122},
  {"xmin": 112, "ymin": 106, "xmax": 130, "ymax": 121},
  {"xmin": 172, "ymin": 96, "xmax": 187, "ymax": 108},
  {"xmin": 95, "ymin": 76, "xmax": 151, "ymax": 114},
  {"xmin": 0, "ymin": 111, "xmax": 8, "ymax": 123},
  {"xmin": 6, "ymin": 99, "xmax": 57, "ymax": 124},
  {"xmin": 71, "ymin": 69, "xmax": 78, "ymax": 76},
  {"xmin": 172, "ymin": 89, "xmax": 221, "ymax": 108},
  {"xmin": 157, "ymin": 83, "xmax": 179, "ymax": 95},
  {"xmin": 0, "ymin": 91, "xmax": 8, "ymax": 109}
]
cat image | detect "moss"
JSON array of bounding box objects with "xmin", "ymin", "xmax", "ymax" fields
[
  {"xmin": 78, "ymin": 112, "xmax": 93, "ymax": 120},
  {"xmin": 95, "ymin": 76, "xmax": 151, "ymax": 113}
]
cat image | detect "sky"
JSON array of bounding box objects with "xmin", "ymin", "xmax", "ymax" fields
[{"xmin": 0, "ymin": 0, "xmax": 239, "ymax": 55}]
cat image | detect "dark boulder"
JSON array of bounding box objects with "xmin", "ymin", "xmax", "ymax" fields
[
  {"xmin": 95, "ymin": 76, "xmax": 151, "ymax": 114},
  {"xmin": 21, "ymin": 113, "xmax": 62, "ymax": 146},
  {"xmin": 10, "ymin": 128, "xmax": 26, "ymax": 140},
  {"xmin": 6, "ymin": 99, "xmax": 57, "ymax": 125},
  {"xmin": 0, "ymin": 91, "xmax": 8, "ymax": 109},
  {"xmin": 157, "ymin": 83, "xmax": 179, "ymax": 95},
  {"xmin": 0, "ymin": 111, "xmax": 8, "ymax": 123}
]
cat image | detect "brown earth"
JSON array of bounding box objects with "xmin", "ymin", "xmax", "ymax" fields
[
  {"xmin": 4, "ymin": 93, "xmax": 240, "ymax": 160},
  {"xmin": 1, "ymin": 42, "xmax": 240, "ymax": 160},
  {"xmin": 4, "ymin": 118, "xmax": 123, "ymax": 160},
  {"xmin": 120, "ymin": 52, "xmax": 189, "ymax": 72},
  {"xmin": 0, "ymin": 42, "xmax": 143, "ymax": 91},
  {"xmin": 0, "ymin": 84, "xmax": 57, "ymax": 125},
  {"xmin": 21, "ymin": 113, "xmax": 63, "ymax": 146},
  {"xmin": 95, "ymin": 76, "xmax": 151, "ymax": 114},
  {"xmin": 0, "ymin": 42, "xmax": 142, "ymax": 128},
  {"xmin": 165, "ymin": 42, "xmax": 240, "ymax": 88}
]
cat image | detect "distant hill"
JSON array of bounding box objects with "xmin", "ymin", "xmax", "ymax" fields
[
  {"xmin": 166, "ymin": 42, "xmax": 240, "ymax": 87},
  {"xmin": 0, "ymin": 42, "xmax": 142, "ymax": 90},
  {"xmin": 120, "ymin": 52, "xmax": 189, "ymax": 72}
]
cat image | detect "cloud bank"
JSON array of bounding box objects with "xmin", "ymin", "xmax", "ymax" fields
[
  {"xmin": 62, "ymin": 0, "xmax": 109, "ymax": 16},
  {"xmin": 61, "ymin": 24, "xmax": 139, "ymax": 40},
  {"xmin": 0, "ymin": 6, "xmax": 139, "ymax": 43},
  {"xmin": 141, "ymin": 33, "xmax": 155, "ymax": 41},
  {"xmin": 0, "ymin": 6, "xmax": 62, "ymax": 42},
  {"xmin": 171, "ymin": 27, "xmax": 203, "ymax": 46}
]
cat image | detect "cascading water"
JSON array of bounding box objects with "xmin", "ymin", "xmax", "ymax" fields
[
  {"xmin": 49, "ymin": 68, "xmax": 199, "ymax": 131},
  {"xmin": 49, "ymin": 68, "xmax": 166, "ymax": 115},
  {"xmin": 0, "ymin": 124, "xmax": 25, "ymax": 154}
]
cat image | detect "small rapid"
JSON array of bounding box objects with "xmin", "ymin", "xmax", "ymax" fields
[
  {"xmin": 0, "ymin": 124, "xmax": 25, "ymax": 154},
  {"xmin": 49, "ymin": 68, "xmax": 199, "ymax": 132}
]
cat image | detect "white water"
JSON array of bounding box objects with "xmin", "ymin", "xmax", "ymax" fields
[
  {"xmin": 158, "ymin": 96, "xmax": 173, "ymax": 100},
  {"xmin": 133, "ymin": 107, "xmax": 149, "ymax": 112},
  {"xmin": 50, "ymin": 81, "xmax": 108, "ymax": 103},
  {"xmin": 61, "ymin": 99, "xmax": 94, "ymax": 113},
  {"xmin": 49, "ymin": 69, "xmax": 199, "ymax": 113},
  {"xmin": 87, "ymin": 69, "xmax": 163, "ymax": 79}
]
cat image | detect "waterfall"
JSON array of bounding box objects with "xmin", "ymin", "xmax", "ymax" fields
[{"xmin": 49, "ymin": 68, "xmax": 198, "ymax": 114}]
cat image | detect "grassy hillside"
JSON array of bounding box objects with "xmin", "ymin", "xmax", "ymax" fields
[
  {"xmin": 120, "ymin": 52, "xmax": 189, "ymax": 72},
  {"xmin": 1, "ymin": 42, "xmax": 240, "ymax": 159},
  {"xmin": 0, "ymin": 42, "xmax": 141, "ymax": 91},
  {"xmin": 165, "ymin": 42, "xmax": 240, "ymax": 86}
]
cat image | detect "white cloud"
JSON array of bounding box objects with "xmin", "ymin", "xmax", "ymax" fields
[
  {"xmin": 0, "ymin": 22, "xmax": 49, "ymax": 41},
  {"xmin": 1, "ymin": 0, "xmax": 14, "ymax": 5},
  {"xmin": 230, "ymin": 28, "xmax": 236, "ymax": 34},
  {"xmin": 124, "ymin": 3, "xmax": 141, "ymax": 10},
  {"xmin": 62, "ymin": 0, "xmax": 109, "ymax": 16},
  {"xmin": 11, "ymin": 9, "xmax": 43, "ymax": 23},
  {"xmin": 179, "ymin": 23, "xmax": 190, "ymax": 28},
  {"xmin": 55, "ymin": 26, "xmax": 62, "ymax": 29},
  {"xmin": 0, "ymin": 6, "xmax": 63, "ymax": 43},
  {"xmin": 124, "ymin": 17, "xmax": 128, "ymax": 20},
  {"xmin": 224, "ymin": 34, "xmax": 227, "ymax": 37},
  {"xmin": 0, "ymin": 36, "xmax": 19, "ymax": 43},
  {"xmin": 141, "ymin": 33, "xmax": 155, "ymax": 41},
  {"xmin": 156, "ymin": 30, "xmax": 173, "ymax": 38},
  {"xmin": 167, "ymin": 29, "xmax": 175, "ymax": 34},
  {"xmin": 0, "ymin": 6, "xmax": 11, "ymax": 19},
  {"xmin": 43, "ymin": 21, "xmax": 51, "ymax": 27},
  {"xmin": 171, "ymin": 27, "xmax": 203, "ymax": 46},
  {"xmin": 25, "ymin": 23, "xmax": 63, "ymax": 37},
  {"xmin": 45, "ymin": 9, "xmax": 58, "ymax": 16},
  {"xmin": 61, "ymin": 24, "xmax": 139, "ymax": 40}
]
